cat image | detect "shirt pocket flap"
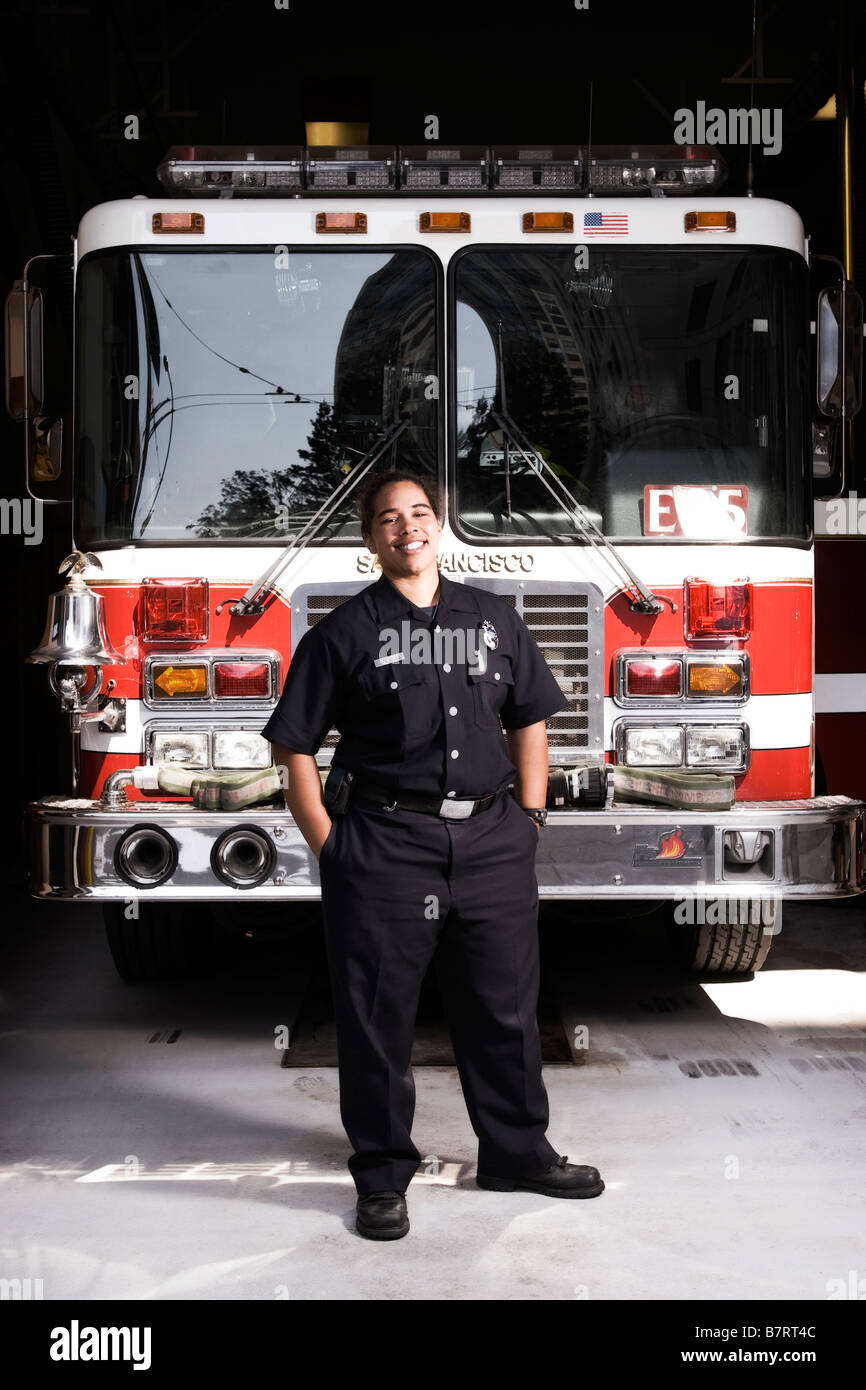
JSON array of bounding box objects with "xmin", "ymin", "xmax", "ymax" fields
[
  {"xmin": 359, "ymin": 660, "xmax": 429, "ymax": 699},
  {"xmin": 467, "ymin": 652, "xmax": 515, "ymax": 687}
]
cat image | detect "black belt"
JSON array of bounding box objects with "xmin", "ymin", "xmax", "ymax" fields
[{"xmin": 351, "ymin": 780, "xmax": 509, "ymax": 821}]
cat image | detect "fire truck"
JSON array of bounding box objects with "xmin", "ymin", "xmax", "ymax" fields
[{"xmin": 6, "ymin": 139, "xmax": 864, "ymax": 981}]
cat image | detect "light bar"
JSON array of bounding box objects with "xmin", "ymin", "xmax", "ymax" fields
[
  {"xmin": 399, "ymin": 145, "xmax": 489, "ymax": 191},
  {"xmin": 588, "ymin": 145, "xmax": 726, "ymax": 195},
  {"xmin": 305, "ymin": 145, "xmax": 395, "ymax": 191},
  {"xmin": 157, "ymin": 146, "xmax": 304, "ymax": 194},
  {"xmin": 154, "ymin": 144, "xmax": 727, "ymax": 197},
  {"xmin": 492, "ymin": 145, "xmax": 582, "ymax": 191}
]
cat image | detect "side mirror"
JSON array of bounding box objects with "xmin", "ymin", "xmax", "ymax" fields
[
  {"xmin": 4, "ymin": 281, "xmax": 44, "ymax": 420},
  {"xmin": 816, "ymin": 282, "xmax": 863, "ymax": 419}
]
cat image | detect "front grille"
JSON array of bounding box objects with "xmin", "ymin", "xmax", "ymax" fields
[
  {"xmin": 292, "ymin": 579, "xmax": 604, "ymax": 760},
  {"xmin": 305, "ymin": 592, "xmax": 358, "ymax": 629},
  {"xmin": 472, "ymin": 581, "xmax": 603, "ymax": 757},
  {"xmin": 292, "ymin": 584, "xmax": 369, "ymax": 746}
]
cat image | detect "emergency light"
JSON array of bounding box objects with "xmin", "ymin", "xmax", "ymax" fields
[
  {"xmin": 493, "ymin": 146, "xmax": 583, "ymax": 190},
  {"xmin": 156, "ymin": 144, "xmax": 727, "ymax": 197},
  {"xmin": 141, "ymin": 578, "xmax": 209, "ymax": 644},
  {"xmin": 685, "ymin": 580, "xmax": 752, "ymax": 640},
  {"xmin": 588, "ymin": 146, "xmax": 724, "ymax": 194},
  {"xmin": 306, "ymin": 146, "xmax": 396, "ymax": 191},
  {"xmin": 399, "ymin": 145, "xmax": 489, "ymax": 190}
]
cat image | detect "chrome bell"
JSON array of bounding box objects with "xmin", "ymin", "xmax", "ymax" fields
[{"xmin": 28, "ymin": 553, "xmax": 124, "ymax": 666}]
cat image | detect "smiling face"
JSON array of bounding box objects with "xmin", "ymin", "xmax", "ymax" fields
[{"xmin": 364, "ymin": 479, "xmax": 442, "ymax": 583}]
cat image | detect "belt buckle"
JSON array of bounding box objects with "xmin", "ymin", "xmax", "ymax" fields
[{"xmin": 438, "ymin": 797, "xmax": 474, "ymax": 820}]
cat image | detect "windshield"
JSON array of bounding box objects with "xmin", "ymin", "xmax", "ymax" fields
[
  {"xmin": 75, "ymin": 248, "xmax": 440, "ymax": 543},
  {"xmin": 452, "ymin": 246, "xmax": 810, "ymax": 543}
]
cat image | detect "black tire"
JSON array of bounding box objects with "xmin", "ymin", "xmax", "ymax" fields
[
  {"xmin": 667, "ymin": 897, "xmax": 779, "ymax": 975},
  {"xmin": 103, "ymin": 901, "xmax": 222, "ymax": 982}
]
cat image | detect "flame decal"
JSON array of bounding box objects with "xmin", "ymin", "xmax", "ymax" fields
[{"xmin": 657, "ymin": 831, "xmax": 686, "ymax": 860}]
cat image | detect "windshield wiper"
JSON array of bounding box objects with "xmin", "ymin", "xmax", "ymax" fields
[
  {"xmin": 489, "ymin": 406, "xmax": 672, "ymax": 614},
  {"xmin": 217, "ymin": 418, "xmax": 410, "ymax": 617},
  {"xmin": 489, "ymin": 322, "xmax": 671, "ymax": 615}
]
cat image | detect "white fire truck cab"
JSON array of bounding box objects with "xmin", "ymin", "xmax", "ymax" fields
[{"xmin": 7, "ymin": 141, "xmax": 864, "ymax": 980}]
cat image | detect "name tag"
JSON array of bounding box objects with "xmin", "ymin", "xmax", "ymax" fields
[{"xmin": 373, "ymin": 651, "xmax": 407, "ymax": 668}]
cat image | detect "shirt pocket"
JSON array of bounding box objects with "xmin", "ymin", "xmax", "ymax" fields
[
  {"xmin": 357, "ymin": 660, "xmax": 437, "ymax": 752},
  {"xmin": 467, "ymin": 651, "xmax": 515, "ymax": 730}
]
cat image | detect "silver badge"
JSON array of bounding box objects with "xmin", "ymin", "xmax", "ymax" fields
[{"xmin": 481, "ymin": 620, "xmax": 499, "ymax": 650}]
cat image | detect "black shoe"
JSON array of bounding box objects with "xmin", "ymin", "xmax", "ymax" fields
[
  {"xmin": 355, "ymin": 1190, "xmax": 410, "ymax": 1240},
  {"xmin": 476, "ymin": 1154, "xmax": 605, "ymax": 1198}
]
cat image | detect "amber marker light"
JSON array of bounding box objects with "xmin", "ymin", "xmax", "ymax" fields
[
  {"xmin": 684, "ymin": 211, "xmax": 736, "ymax": 232},
  {"xmin": 152, "ymin": 665, "xmax": 208, "ymax": 698},
  {"xmin": 419, "ymin": 211, "xmax": 471, "ymax": 232},
  {"xmin": 315, "ymin": 212, "xmax": 367, "ymax": 233},
  {"xmin": 152, "ymin": 212, "xmax": 205, "ymax": 233},
  {"xmin": 521, "ymin": 211, "xmax": 574, "ymax": 232},
  {"xmin": 687, "ymin": 661, "xmax": 745, "ymax": 696}
]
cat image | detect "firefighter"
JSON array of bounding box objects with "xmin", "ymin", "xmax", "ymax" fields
[{"xmin": 262, "ymin": 471, "xmax": 605, "ymax": 1240}]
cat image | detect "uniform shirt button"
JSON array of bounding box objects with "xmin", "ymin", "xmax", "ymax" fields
[
  {"xmin": 390, "ymin": 680, "xmax": 398, "ymax": 689},
  {"xmin": 494, "ymin": 672, "xmax": 500, "ymax": 680},
  {"xmin": 443, "ymin": 663, "xmax": 451, "ymax": 672},
  {"xmin": 449, "ymin": 706, "xmax": 458, "ymax": 716},
  {"xmin": 450, "ymin": 749, "xmax": 459, "ymax": 759},
  {"xmin": 447, "ymin": 790, "xmax": 456, "ymax": 797}
]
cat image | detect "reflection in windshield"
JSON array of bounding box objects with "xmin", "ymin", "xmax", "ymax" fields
[
  {"xmin": 453, "ymin": 248, "xmax": 809, "ymax": 542},
  {"xmin": 76, "ymin": 249, "xmax": 439, "ymax": 543}
]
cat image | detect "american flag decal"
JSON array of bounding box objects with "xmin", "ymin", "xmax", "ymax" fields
[{"xmin": 583, "ymin": 211, "xmax": 629, "ymax": 236}]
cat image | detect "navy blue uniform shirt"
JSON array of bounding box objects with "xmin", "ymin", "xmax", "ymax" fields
[{"xmin": 260, "ymin": 571, "xmax": 568, "ymax": 798}]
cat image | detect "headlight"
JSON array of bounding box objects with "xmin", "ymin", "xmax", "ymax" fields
[
  {"xmin": 621, "ymin": 726, "xmax": 683, "ymax": 766},
  {"xmin": 150, "ymin": 732, "xmax": 209, "ymax": 767},
  {"xmin": 615, "ymin": 721, "xmax": 749, "ymax": 771},
  {"xmin": 685, "ymin": 725, "xmax": 746, "ymax": 770},
  {"xmin": 212, "ymin": 730, "xmax": 271, "ymax": 769}
]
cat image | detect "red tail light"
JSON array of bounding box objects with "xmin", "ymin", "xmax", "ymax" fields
[
  {"xmin": 685, "ymin": 579, "xmax": 752, "ymax": 639},
  {"xmin": 625, "ymin": 659, "xmax": 682, "ymax": 696},
  {"xmin": 142, "ymin": 578, "xmax": 209, "ymax": 643},
  {"xmin": 213, "ymin": 661, "xmax": 270, "ymax": 698}
]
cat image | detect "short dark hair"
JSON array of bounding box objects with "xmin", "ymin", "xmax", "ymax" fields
[{"xmin": 356, "ymin": 469, "xmax": 443, "ymax": 542}]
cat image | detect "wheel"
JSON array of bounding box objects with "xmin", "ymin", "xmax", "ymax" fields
[
  {"xmin": 102, "ymin": 901, "xmax": 223, "ymax": 982},
  {"xmin": 666, "ymin": 897, "xmax": 779, "ymax": 975}
]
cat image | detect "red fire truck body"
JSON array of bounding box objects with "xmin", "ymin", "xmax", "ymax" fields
[{"xmin": 9, "ymin": 144, "xmax": 863, "ymax": 978}]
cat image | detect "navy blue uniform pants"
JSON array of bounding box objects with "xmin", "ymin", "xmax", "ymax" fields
[{"xmin": 317, "ymin": 788, "xmax": 559, "ymax": 1195}]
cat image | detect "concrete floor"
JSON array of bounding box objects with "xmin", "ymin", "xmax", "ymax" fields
[{"xmin": 1, "ymin": 887, "xmax": 864, "ymax": 1301}]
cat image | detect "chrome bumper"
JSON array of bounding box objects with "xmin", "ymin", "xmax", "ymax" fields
[{"xmin": 25, "ymin": 794, "xmax": 865, "ymax": 902}]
